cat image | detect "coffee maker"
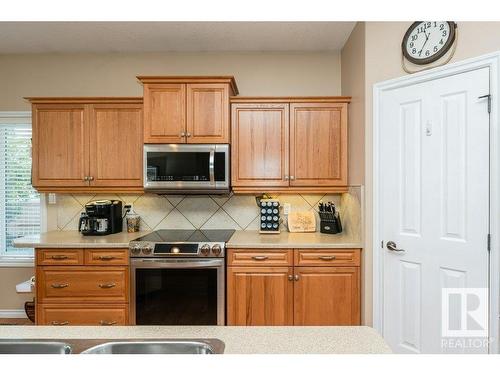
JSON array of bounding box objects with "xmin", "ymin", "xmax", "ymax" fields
[{"xmin": 78, "ymin": 200, "xmax": 123, "ymax": 236}]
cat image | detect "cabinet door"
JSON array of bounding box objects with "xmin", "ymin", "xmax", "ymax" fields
[
  {"xmin": 89, "ymin": 104, "xmax": 143, "ymax": 187},
  {"xmin": 294, "ymin": 267, "xmax": 360, "ymax": 326},
  {"xmin": 231, "ymin": 103, "xmax": 289, "ymax": 187},
  {"xmin": 143, "ymin": 83, "xmax": 186, "ymax": 143},
  {"xmin": 32, "ymin": 104, "xmax": 89, "ymax": 187},
  {"xmin": 289, "ymin": 103, "xmax": 348, "ymax": 186},
  {"xmin": 186, "ymin": 83, "xmax": 229, "ymax": 143},
  {"xmin": 227, "ymin": 266, "xmax": 293, "ymax": 326}
]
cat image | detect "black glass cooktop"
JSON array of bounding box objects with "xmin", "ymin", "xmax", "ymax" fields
[{"xmin": 133, "ymin": 229, "xmax": 235, "ymax": 243}]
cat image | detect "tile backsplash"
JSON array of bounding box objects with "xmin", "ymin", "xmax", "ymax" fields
[{"xmin": 44, "ymin": 187, "xmax": 362, "ymax": 240}]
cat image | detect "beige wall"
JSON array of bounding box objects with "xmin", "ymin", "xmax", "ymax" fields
[
  {"xmin": 347, "ymin": 21, "xmax": 500, "ymax": 326},
  {"xmin": 0, "ymin": 51, "xmax": 341, "ymax": 111},
  {"xmin": 0, "ymin": 50, "xmax": 342, "ymax": 313}
]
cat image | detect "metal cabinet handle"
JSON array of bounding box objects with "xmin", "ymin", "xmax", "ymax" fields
[
  {"xmin": 186, "ymin": 132, "xmax": 192, "ymax": 137},
  {"xmin": 386, "ymin": 241, "xmax": 405, "ymax": 252},
  {"xmin": 51, "ymin": 321, "xmax": 69, "ymax": 326},
  {"xmin": 97, "ymin": 255, "xmax": 116, "ymax": 261},
  {"xmin": 252, "ymin": 256, "xmax": 269, "ymax": 261},
  {"xmin": 83, "ymin": 176, "xmax": 89, "ymax": 181},
  {"xmin": 99, "ymin": 320, "xmax": 117, "ymax": 326},
  {"xmin": 290, "ymin": 176, "xmax": 295, "ymax": 180},
  {"xmin": 98, "ymin": 283, "xmax": 116, "ymax": 289},
  {"xmin": 180, "ymin": 132, "xmax": 186, "ymax": 137},
  {"xmin": 50, "ymin": 255, "xmax": 69, "ymax": 260},
  {"xmin": 284, "ymin": 175, "xmax": 289, "ymax": 180},
  {"xmin": 288, "ymin": 275, "xmax": 293, "ymax": 281},
  {"xmin": 51, "ymin": 283, "xmax": 69, "ymax": 289},
  {"xmin": 294, "ymin": 274, "xmax": 299, "ymax": 281},
  {"xmin": 88, "ymin": 176, "xmax": 94, "ymax": 181},
  {"xmin": 319, "ymin": 255, "xmax": 336, "ymax": 261}
]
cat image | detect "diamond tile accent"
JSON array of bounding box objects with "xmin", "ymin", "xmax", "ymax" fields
[
  {"xmin": 165, "ymin": 195, "xmax": 185, "ymax": 207},
  {"xmin": 176, "ymin": 196, "xmax": 219, "ymax": 228},
  {"xmin": 57, "ymin": 195, "xmax": 83, "ymax": 230},
  {"xmin": 72, "ymin": 194, "xmax": 96, "ymax": 206},
  {"xmin": 201, "ymin": 208, "xmax": 241, "ymax": 230},
  {"xmin": 300, "ymin": 194, "xmax": 325, "ymax": 208},
  {"xmin": 210, "ymin": 193, "xmax": 232, "ymax": 207},
  {"xmin": 279, "ymin": 194, "xmax": 311, "ymax": 212},
  {"xmin": 117, "ymin": 194, "xmax": 141, "ymax": 205},
  {"xmin": 156, "ymin": 209, "xmax": 195, "ymax": 230},
  {"xmin": 222, "ymin": 195, "xmax": 259, "ymax": 229},
  {"xmin": 133, "ymin": 194, "xmax": 173, "ymax": 228}
]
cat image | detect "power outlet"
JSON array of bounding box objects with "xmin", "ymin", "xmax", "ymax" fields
[
  {"xmin": 283, "ymin": 203, "xmax": 291, "ymax": 215},
  {"xmin": 48, "ymin": 193, "xmax": 57, "ymax": 205}
]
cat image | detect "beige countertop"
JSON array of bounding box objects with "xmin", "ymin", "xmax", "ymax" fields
[
  {"xmin": 13, "ymin": 230, "xmax": 150, "ymax": 248},
  {"xmin": 0, "ymin": 326, "xmax": 390, "ymax": 354},
  {"xmin": 227, "ymin": 230, "xmax": 362, "ymax": 249}
]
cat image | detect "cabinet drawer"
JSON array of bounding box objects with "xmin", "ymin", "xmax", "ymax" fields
[
  {"xmin": 36, "ymin": 249, "xmax": 84, "ymax": 266},
  {"xmin": 37, "ymin": 266, "xmax": 129, "ymax": 303},
  {"xmin": 227, "ymin": 249, "xmax": 293, "ymax": 266},
  {"xmin": 37, "ymin": 304, "xmax": 128, "ymax": 326},
  {"xmin": 85, "ymin": 249, "xmax": 129, "ymax": 265},
  {"xmin": 294, "ymin": 249, "xmax": 360, "ymax": 267}
]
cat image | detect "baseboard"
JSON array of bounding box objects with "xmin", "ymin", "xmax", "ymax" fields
[{"xmin": 0, "ymin": 309, "xmax": 27, "ymax": 319}]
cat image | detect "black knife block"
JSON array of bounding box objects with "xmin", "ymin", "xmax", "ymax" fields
[{"xmin": 319, "ymin": 212, "xmax": 342, "ymax": 234}]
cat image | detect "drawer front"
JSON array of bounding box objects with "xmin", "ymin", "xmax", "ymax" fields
[
  {"xmin": 37, "ymin": 304, "xmax": 128, "ymax": 326},
  {"xmin": 294, "ymin": 249, "xmax": 361, "ymax": 267},
  {"xmin": 227, "ymin": 249, "xmax": 293, "ymax": 266},
  {"xmin": 36, "ymin": 249, "xmax": 84, "ymax": 266},
  {"xmin": 85, "ymin": 249, "xmax": 129, "ymax": 265},
  {"xmin": 37, "ymin": 266, "xmax": 129, "ymax": 303}
]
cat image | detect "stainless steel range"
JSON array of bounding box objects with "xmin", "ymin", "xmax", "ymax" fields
[{"xmin": 129, "ymin": 229, "xmax": 234, "ymax": 326}]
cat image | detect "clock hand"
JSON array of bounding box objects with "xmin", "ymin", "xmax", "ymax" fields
[{"xmin": 419, "ymin": 31, "xmax": 430, "ymax": 56}]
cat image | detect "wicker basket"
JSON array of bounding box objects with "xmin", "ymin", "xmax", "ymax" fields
[{"xmin": 24, "ymin": 298, "xmax": 35, "ymax": 323}]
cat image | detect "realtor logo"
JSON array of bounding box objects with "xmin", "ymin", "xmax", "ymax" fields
[{"xmin": 441, "ymin": 288, "xmax": 488, "ymax": 337}]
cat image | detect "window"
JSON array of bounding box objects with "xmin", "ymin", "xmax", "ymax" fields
[{"xmin": 0, "ymin": 113, "xmax": 40, "ymax": 260}]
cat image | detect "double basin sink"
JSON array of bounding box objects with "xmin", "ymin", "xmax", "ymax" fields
[{"xmin": 0, "ymin": 339, "xmax": 224, "ymax": 354}]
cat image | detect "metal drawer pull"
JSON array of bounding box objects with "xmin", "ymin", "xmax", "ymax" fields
[
  {"xmin": 51, "ymin": 321, "xmax": 69, "ymax": 326},
  {"xmin": 50, "ymin": 255, "xmax": 69, "ymax": 260},
  {"xmin": 288, "ymin": 275, "xmax": 293, "ymax": 281},
  {"xmin": 97, "ymin": 255, "xmax": 117, "ymax": 261},
  {"xmin": 99, "ymin": 320, "xmax": 117, "ymax": 326},
  {"xmin": 319, "ymin": 255, "xmax": 336, "ymax": 261},
  {"xmin": 51, "ymin": 283, "xmax": 69, "ymax": 289},
  {"xmin": 252, "ymin": 256, "xmax": 269, "ymax": 261},
  {"xmin": 98, "ymin": 283, "xmax": 116, "ymax": 289},
  {"xmin": 294, "ymin": 275, "xmax": 299, "ymax": 281}
]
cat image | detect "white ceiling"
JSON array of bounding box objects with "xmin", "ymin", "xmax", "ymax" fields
[{"xmin": 0, "ymin": 22, "xmax": 355, "ymax": 53}]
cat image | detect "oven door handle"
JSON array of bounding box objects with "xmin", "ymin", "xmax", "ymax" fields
[
  {"xmin": 130, "ymin": 258, "xmax": 224, "ymax": 269},
  {"xmin": 209, "ymin": 148, "xmax": 215, "ymax": 185}
]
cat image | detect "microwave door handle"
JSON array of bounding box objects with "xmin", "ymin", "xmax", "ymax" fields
[{"xmin": 209, "ymin": 149, "xmax": 215, "ymax": 185}]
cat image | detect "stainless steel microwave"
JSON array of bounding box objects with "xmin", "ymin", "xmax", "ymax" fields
[{"xmin": 143, "ymin": 144, "xmax": 230, "ymax": 194}]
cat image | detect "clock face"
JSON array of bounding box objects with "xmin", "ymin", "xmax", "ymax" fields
[{"xmin": 402, "ymin": 22, "xmax": 456, "ymax": 65}]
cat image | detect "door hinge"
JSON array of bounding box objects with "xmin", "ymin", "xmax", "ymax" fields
[
  {"xmin": 487, "ymin": 233, "xmax": 491, "ymax": 252},
  {"xmin": 479, "ymin": 94, "xmax": 491, "ymax": 113}
]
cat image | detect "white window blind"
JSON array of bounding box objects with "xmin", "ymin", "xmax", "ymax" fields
[{"xmin": 0, "ymin": 118, "xmax": 40, "ymax": 258}]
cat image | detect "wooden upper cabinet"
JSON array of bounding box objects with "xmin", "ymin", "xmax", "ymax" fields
[
  {"xmin": 139, "ymin": 76, "xmax": 238, "ymax": 144},
  {"xmin": 28, "ymin": 98, "xmax": 144, "ymax": 193},
  {"xmin": 231, "ymin": 103, "xmax": 289, "ymax": 187},
  {"xmin": 187, "ymin": 83, "xmax": 229, "ymax": 143},
  {"xmin": 143, "ymin": 83, "xmax": 186, "ymax": 143},
  {"xmin": 290, "ymin": 102, "xmax": 348, "ymax": 186},
  {"xmin": 227, "ymin": 266, "xmax": 293, "ymax": 326},
  {"xmin": 32, "ymin": 104, "xmax": 89, "ymax": 187},
  {"xmin": 294, "ymin": 267, "xmax": 360, "ymax": 326},
  {"xmin": 89, "ymin": 104, "xmax": 143, "ymax": 187}
]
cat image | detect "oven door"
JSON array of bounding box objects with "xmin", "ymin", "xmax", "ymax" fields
[
  {"xmin": 143, "ymin": 144, "xmax": 229, "ymax": 193},
  {"xmin": 130, "ymin": 258, "xmax": 225, "ymax": 326}
]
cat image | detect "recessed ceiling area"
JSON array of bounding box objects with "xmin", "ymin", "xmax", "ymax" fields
[{"xmin": 0, "ymin": 22, "xmax": 355, "ymax": 54}]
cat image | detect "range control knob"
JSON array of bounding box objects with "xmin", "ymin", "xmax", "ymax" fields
[
  {"xmin": 130, "ymin": 244, "xmax": 141, "ymax": 255},
  {"xmin": 211, "ymin": 244, "xmax": 222, "ymax": 256},
  {"xmin": 142, "ymin": 244, "xmax": 153, "ymax": 255},
  {"xmin": 200, "ymin": 244, "xmax": 211, "ymax": 256}
]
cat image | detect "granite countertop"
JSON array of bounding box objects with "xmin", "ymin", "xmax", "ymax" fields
[
  {"xmin": 227, "ymin": 230, "xmax": 362, "ymax": 249},
  {"xmin": 13, "ymin": 231, "xmax": 150, "ymax": 249},
  {"xmin": 14, "ymin": 230, "xmax": 362, "ymax": 249},
  {"xmin": 0, "ymin": 326, "xmax": 390, "ymax": 354}
]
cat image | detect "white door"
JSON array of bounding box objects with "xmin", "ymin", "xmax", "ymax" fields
[{"xmin": 379, "ymin": 67, "xmax": 490, "ymax": 353}]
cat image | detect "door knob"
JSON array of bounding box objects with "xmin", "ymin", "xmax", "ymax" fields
[{"xmin": 386, "ymin": 241, "xmax": 405, "ymax": 252}]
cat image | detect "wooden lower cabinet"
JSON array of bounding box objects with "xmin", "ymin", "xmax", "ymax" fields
[
  {"xmin": 227, "ymin": 267, "xmax": 293, "ymax": 326},
  {"xmin": 35, "ymin": 247, "xmax": 130, "ymax": 326},
  {"xmin": 294, "ymin": 267, "xmax": 360, "ymax": 326},
  {"xmin": 226, "ymin": 248, "xmax": 361, "ymax": 326}
]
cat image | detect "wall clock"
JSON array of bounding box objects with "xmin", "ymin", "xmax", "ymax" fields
[{"xmin": 402, "ymin": 22, "xmax": 457, "ymax": 65}]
